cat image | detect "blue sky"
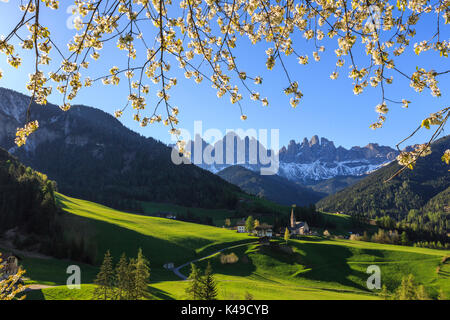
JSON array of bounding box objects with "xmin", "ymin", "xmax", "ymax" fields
[{"xmin": 0, "ymin": 1, "xmax": 449, "ymax": 150}]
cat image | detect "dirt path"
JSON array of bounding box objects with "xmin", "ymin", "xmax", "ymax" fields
[{"xmin": 25, "ymin": 284, "xmax": 55, "ymax": 291}]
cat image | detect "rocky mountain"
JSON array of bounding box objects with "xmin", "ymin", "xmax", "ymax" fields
[
  {"xmin": 278, "ymin": 136, "xmax": 398, "ymax": 182},
  {"xmin": 188, "ymin": 132, "xmax": 398, "ymax": 184},
  {"xmin": 217, "ymin": 165, "xmax": 326, "ymax": 206},
  {"xmin": 187, "ymin": 132, "xmax": 276, "ymax": 175},
  {"xmin": 0, "ymin": 87, "xmax": 241, "ymax": 211}
]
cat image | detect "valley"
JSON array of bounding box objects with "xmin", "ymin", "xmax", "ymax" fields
[
  {"xmin": 15, "ymin": 194, "xmax": 450, "ymax": 300},
  {"xmin": 0, "ymin": 87, "xmax": 448, "ymax": 301}
]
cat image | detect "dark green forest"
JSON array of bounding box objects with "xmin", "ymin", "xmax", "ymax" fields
[
  {"xmin": 0, "ymin": 148, "xmax": 58, "ymax": 235},
  {"xmin": 318, "ymin": 135, "xmax": 450, "ymax": 238},
  {"xmin": 0, "ymin": 148, "xmax": 95, "ymax": 263},
  {"xmin": 0, "ymin": 89, "xmax": 243, "ymax": 212}
]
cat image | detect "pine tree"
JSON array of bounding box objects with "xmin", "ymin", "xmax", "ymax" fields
[
  {"xmin": 416, "ymin": 285, "xmax": 430, "ymax": 300},
  {"xmin": 133, "ymin": 248, "xmax": 150, "ymax": 300},
  {"xmin": 94, "ymin": 250, "xmax": 115, "ymax": 300},
  {"xmin": 395, "ymin": 274, "xmax": 417, "ymax": 300},
  {"xmin": 380, "ymin": 284, "xmax": 390, "ymax": 300},
  {"xmin": 201, "ymin": 262, "xmax": 218, "ymax": 300},
  {"xmin": 284, "ymin": 227, "xmax": 290, "ymax": 244},
  {"xmin": 126, "ymin": 257, "xmax": 137, "ymax": 300},
  {"xmin": 185, "ymin": 263, "xmax": 204, "ymax": 300},
  {"xmin": 114, "ymin": 253, "xmax": 130, "ymax": 300},
  {"xmin": 245, "ymin": 292, "xmax": 254, "ymax": 300}
]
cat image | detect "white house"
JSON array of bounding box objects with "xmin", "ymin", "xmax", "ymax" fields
[{"xmin": 236, "ymin": 220, "xmax": 246, "ymax": 233}]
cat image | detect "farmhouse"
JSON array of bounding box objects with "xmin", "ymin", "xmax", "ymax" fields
[
  {"xmin": 236, "ymin": 220, "xmax": 246, "ymax": 233},
  {"xmin": 288, "ymin": 208, "xmax": 309, "ymax": 235},
  {"xmin": 0, "ymin": 253, "xmax": 20, "ymax": 279},
  {"xmin": 155, "ymin": 211, "xmax": 177, "ymax": 219},
  {"xmin": 255, "ymin": 223, "xmax": 273, "ymax": 238}
]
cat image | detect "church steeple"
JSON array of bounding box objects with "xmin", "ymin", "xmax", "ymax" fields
[{"xmin": 290, "ymin": 207, "xmax": 296, "ymax": 228}]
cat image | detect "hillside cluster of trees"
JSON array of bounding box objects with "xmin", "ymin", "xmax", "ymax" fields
[
  {"xmin": 318, "ymin": 136, "xmax": 449, "ymax": 243},
  {"xmin": 0, "ymin": 154, "xmax": 58, "ymax": 236},
  {"xmin": 0, "ymin": 149, "xmax": 95, "ymax": 263},
  {"xmin": 94, "ymin": 249, "xmax": 150, "ymax": 300},
  {"xmin": 185, "ymin": 262, "xmax": 218, "ymax": 300},
  {"xmin": 176, "ymin": 210, "xmax": 214, "ymax": 226},
  {"xmin": 381, "ymin": 274, "xmax": 447, "ymax": 300}
]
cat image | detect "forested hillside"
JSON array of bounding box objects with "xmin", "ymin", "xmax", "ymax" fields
[
  {"xmin": 217, "ymin": 165, "xmax": 325, "ymax": 205},
  {"xmin": 0, "ymin": 87, "xmax": 241, "ymax": 211},
  {"xmin": 0, "ymin": 148, "xmax": 96, "ymax": 262},
  {"xmin": 0, "ymin": 148, "xmax": 58, "ymax": 236},
  {"xmin": 317, "ymin": 135, "xmax": 450, "ymax": 236}
]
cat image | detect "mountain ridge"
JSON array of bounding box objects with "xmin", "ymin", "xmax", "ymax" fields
[
  {"xmin": 317, "ymin": 135, "xmax": 450, "ymax": 235},
  {"xmin": 0, "ymin": 87, "xmax": 241, "ymax": 211},
  {"xmin": 188, "ymin": 132, "xmax": 398, "ymax": 183}
]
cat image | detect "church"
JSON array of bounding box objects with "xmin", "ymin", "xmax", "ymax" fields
[{"xmin": 288, "ymin": 208, "xmax": 309, "ymax": 235}]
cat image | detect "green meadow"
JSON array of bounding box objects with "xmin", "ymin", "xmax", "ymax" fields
[{"xmin": 19, "ymin": 194, "xmax": 449, "ymax": 300}]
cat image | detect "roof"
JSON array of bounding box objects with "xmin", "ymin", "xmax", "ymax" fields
[
  {"xmin": 0, "ymin": 252, "xmax": 21, "ymax": 261},
  {"xmin": 236, "ymin": 220, "xmax": 246, "ymax": 226},
  {"xmin": 255, "ymin": 224, "xmax": 273, "ymax": 231},
  {"xmin": 288, "ymin": 221, "xmax": 308, "ymax": 231}
]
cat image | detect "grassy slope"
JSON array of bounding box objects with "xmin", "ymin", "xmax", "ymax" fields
[
  {"xmin": 140, "ymin": 201, "xmax": 234, "ymax": 227},
  {"xmin": 176, "ymin": 239, "xmax": 449, "ymax": 300},
  {"xmin": 141, "ymin": 193, "xmax": 289, "ymax": 228},
  {"xmin": 57, "ymin": 193, "xmax": 253, "ymax": 277},
  {"xmin": 22, "ymin": 194, "xmax": 449, "ymax": 300}
]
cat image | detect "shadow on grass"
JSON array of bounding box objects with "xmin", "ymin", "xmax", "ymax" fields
[
  {"xmin": 292, "ymin": 242, "xmax": 374, "ymax": 291},
  {"xmin": 183, "ymin": 245, "xmax": 258, "ymax": 278},
  {"xmin": 148, "ymin": 285, "xmax": 175, "ymax": 300},
  {"xmin": 22, "ymin": 289, "xmax": 45, "ymax": 300},
  {"xmin": 185, "ymin": 241, "xmax": 370, "ymax": 292}
]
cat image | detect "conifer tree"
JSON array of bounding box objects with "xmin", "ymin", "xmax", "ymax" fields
[
  {"xmin": 126, "ymin": 257, "xmax": 137, "ymax": 300},
  {"xmin": 94, "ymin": 250, "xmax": 115, "ymax": 300},
  {"xmin": 245, "ymin": 292, "xmax": 254, "ymax": 300},
  {"xmin": 114, "ymin": 253, "xmax": 130, "ymax": 300},
  {"xmin": 133, "ymin": 248, "xmax": 150, "ymax": 300},
  {"xmin": 416, "ymin": 285, "xmax": 430, "ymax": 300},
  {"xmin": 395, "ymin": 274, "xmax": 418, "ymax": 300},
  {"xmin": 185, "ymin": 263, "xmax": 203, "ymax": 300},
  {"xmin": 201, "ymin": 262, "xmax": 218, "ymax": 300},
  {"xmin": 379, "ymin": 285, "xmax": 390, "ymax": 300}
]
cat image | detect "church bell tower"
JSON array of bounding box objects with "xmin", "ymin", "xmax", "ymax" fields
[{"xmin": 290, "ymin": 206, "xmax": 296, "ymax": 228}]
